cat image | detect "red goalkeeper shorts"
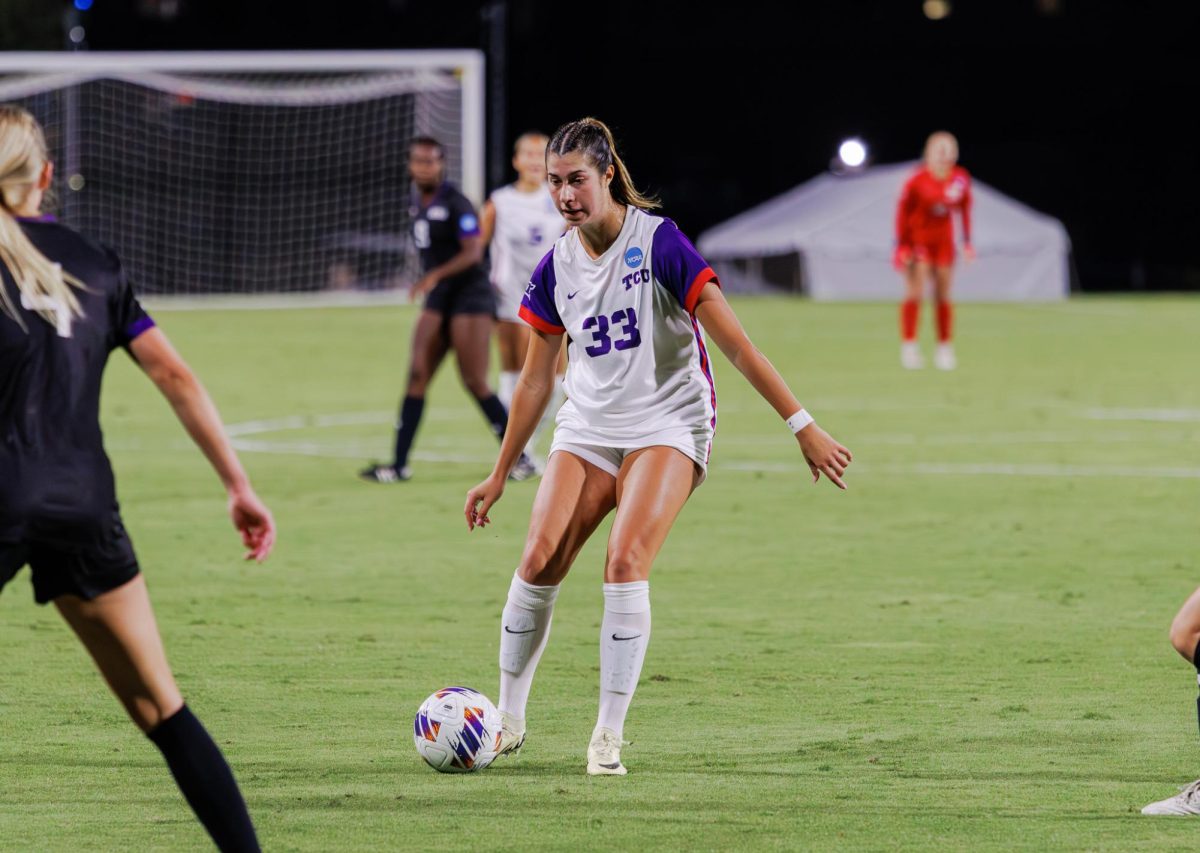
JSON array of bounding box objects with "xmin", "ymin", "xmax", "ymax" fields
[{"xmin": 912, "ymin": 238, "xmax": 956, "ymax": 267}]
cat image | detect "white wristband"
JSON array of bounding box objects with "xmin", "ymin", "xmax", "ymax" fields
[{"xmin": 786, "ymin": 408, "xmax": 814, "ymax": 434}]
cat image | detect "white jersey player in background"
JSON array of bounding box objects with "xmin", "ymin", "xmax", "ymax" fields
[
  {"xmin": 464, "ymin": 117, "xmax": 853, "ymax": 776},
  {"xmin": 481, "ymin": 132, "xmax": 567, "ymax": 469}
]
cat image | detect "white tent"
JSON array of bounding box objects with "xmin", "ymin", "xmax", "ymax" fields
[{"xmin": 696, "ymin": 161, "xmax": 1071, "ymax": 301}]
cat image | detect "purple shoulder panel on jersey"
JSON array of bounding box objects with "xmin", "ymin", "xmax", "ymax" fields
[
  {"xmin": 518, "ymin": 248, "xmax": 564, "ymax": 334},
  {"xmin": 651, "ymin": 219, "xmax": 720, "ymax": 314},
  {"xmin": 126, "ymin": 315, "xmax": 156, "ymax": 342}
]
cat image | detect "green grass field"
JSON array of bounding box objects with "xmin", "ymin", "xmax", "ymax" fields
[{"xmin": 2, "ymin": 296, "xmax": 1199, "ymax": 851}]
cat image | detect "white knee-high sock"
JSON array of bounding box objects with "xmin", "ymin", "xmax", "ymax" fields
[
  {"xmin": 596, "ymin": 581, "xmax": 651, "ymax": 740},
  {"xmin": 498, "ymin": 371, "xmax": 520, "ymax": 412},
  {"xmin": 498, "ymin": 572, "xmax": 559, "ymax": 720}
]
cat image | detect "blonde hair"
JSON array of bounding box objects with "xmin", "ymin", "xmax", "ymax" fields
[
  {"xmin": 0, "ymin": 105, "xmax": 84, "ymax": 330},
  {"xmin": 512, "ymin": 130, "xmax": 548, "ymax": 154},
  {"xmin": 547, "ymin": 117, "xmax": 660, "ymax": 211}
]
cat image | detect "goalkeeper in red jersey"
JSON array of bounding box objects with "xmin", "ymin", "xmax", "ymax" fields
[{"xmin": 893, "ymin": 131, "xmax": 974, "ymax": 370}]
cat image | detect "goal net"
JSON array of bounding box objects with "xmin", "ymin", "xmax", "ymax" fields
[{"xmin": 0, "ymin": 51, "xmax": 484, "ymax": 297}]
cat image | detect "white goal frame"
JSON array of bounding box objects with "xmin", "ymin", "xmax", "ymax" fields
[{"xmin": 0, "ymin": 50, "xmax": 486, "ymax": 205}]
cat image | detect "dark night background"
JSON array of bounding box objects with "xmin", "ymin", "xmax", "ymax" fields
[{"xmin": 6, "ymin": 0, "xmax": 1199, "ymax": 291}]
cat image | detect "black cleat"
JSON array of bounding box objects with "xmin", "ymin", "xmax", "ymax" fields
[{"xmin": 358, "ymin": 463, "xmax": 411, "ymax": 483}]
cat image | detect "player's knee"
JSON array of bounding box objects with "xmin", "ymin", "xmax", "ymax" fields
[
  {"xmin": 125, "ymin": 691, "xmax": 184, "ymax": 733},
  {"xmin": 407, "ymin": 367, "xmax": 430, "ymax": 393},
  {"xmin": 462, "ymin": 376, "xmax": 491, "ymax": 399},
  {"xmin": 1169, "ymin": 617, "xmax": 1199, "ymax": 661},
  {"xmin": 604, "ymin": 545, "xmax": 648, "ymax": 584},
  {"xmin": 517, "ymin": 537, "xmax": 568, "ymax": 585}
]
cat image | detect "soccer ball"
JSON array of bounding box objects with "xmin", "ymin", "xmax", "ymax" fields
[{"xmin": 413, "ymin": 686, "xmax": 503, "ymax": 773}]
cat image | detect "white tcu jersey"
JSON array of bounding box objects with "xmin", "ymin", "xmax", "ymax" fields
[
  {"xmin": 519, "ymin": 206, "xmax": 719, "ymax": 451},
  {"xmin": 488, "ymin": 184, "xmax": 565, "ymax": 322}
]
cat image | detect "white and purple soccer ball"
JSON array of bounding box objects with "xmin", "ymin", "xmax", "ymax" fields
[{"xmin": 413, "ymin": 686, "xmax": 503, "ymax": 773}]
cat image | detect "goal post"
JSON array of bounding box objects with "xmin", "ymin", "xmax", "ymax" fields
[{"xmin": 0, "ymin": 50, "xmax": 485, "ymax": 297}]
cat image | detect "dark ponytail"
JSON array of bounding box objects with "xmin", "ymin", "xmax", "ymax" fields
[{"xmin": 547, "ymin": 117, "xmax": 660, "ymax": 211}]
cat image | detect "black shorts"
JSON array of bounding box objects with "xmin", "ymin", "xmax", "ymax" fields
[
  {"xmin": 0, "ymin": 517, "xmax": 140, "ymax": 605},
  {"xmin": 423, "ymin": 276, "xmax": 496, "ymax": 317}
]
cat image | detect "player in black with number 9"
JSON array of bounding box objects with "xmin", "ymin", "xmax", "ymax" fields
[
  {"xmin": 360, "ymin": 136, "xmax": 536, "ymax": 483},
  {"xmin": 0, "ymin": 105, "xmax": 273, "ymax": 852}
]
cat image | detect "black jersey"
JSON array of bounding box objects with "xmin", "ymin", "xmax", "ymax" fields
[
  {"xmin": 411, "ymin": 182, "xmax": 488, "ymax": 289},
  {"xmin": 0, "ymin": 218, "xmax": 154, "ymax": 543}
]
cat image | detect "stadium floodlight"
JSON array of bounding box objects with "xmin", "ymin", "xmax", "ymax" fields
[
  {"xmin": 838, "ymin": 139, "xmax": 867, "ymax": 168},
  {"xmin": 831, "ymin": 137, "xmax": 870, "ymax": 175},
  {"xmin": 923, "ymin": 0, "xmax": 952, "ymax": 20},
  {"xmin": 0, "ymin": 51, "xmax": 484, "ymax": 299}
]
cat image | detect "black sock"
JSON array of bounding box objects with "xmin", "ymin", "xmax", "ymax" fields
[
  {"xmin": 475, "ymin": 393, "xmax": 509, "ymax": 441},
  {"xmin": 1193, "ymin": 638, "xmax": 1200, "ymax": 738},
  {"xmin": 392, "ymin": 395, "xmax": 425, "ymax": 469},
  {"xmin": 147, "ymin": 705, "xmax": 260, "ymax": 853}
]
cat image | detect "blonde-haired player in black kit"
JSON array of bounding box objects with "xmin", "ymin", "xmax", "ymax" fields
[{"xmin": 0, "ymin": 105, "xmax": 273, "ymax": 852}]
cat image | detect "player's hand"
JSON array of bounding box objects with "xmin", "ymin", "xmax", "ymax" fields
[
  {"xmin": 410, "ymin": 273, "xmax": 439, "ymax": 301},
  {"xmin": 962, "ymin": 243, "xmax": 976, "ymax": 263},
  {"xmin": 228, "ymin": 485, "xmax": 276, "ymax": 562},
  {"xmin": 796, "ymin": 424, "xmax": 853, "ymax": 490},
  {"xmin": 892, "ymin": 244, "xmax": 913, "ymax": 271},
  {"xmin": 464, "ymin": 474, "xmax": 506, "ymax": 531}
]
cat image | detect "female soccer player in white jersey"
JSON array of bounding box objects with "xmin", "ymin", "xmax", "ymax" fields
[
  {"xmin": 1141, "ymin": 587, "xmax": 1200, "ymax": 815},
  {"xmin": 464, "ymin": 118, "xmax": 852, "ymax": 775},
  {"xmin": 0, "ymin": 105, "xmax": 273, "ymax": 851},
  {"xmin": 481, "ymin": 131, "xmax": 568, "ymax": 468}
]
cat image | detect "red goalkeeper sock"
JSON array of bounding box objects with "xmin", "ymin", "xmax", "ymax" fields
[
  {"xmin": 936, "ymin": 301, "xmax": 953, "ymax": 343},
  {"xmin": 900, "ymin": 299, "xmax": 920, "ymax": 342}
]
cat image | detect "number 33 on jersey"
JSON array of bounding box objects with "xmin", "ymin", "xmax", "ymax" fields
[{"xmin": 519, "ymin": 207, "xmax": 719, "ymax": 440}]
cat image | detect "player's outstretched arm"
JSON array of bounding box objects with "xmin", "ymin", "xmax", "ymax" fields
[
  {"xmin": 693, "ymin": 283, "xmax": 853, "ymax": 489},
  {"xmin": 129, "ymin": 328, "xmax": 276, "ymax": 561},
  {"xmin": 464, "ymin": 329, "xmax": 561, "ymax": 530}
]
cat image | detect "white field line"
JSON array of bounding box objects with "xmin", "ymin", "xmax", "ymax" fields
[
  {"xmin": 720, "ymin": 461, "xmax": 1200, "ymax": 479},
  {"xmin": 220, "ymin": 411, "xmax": 1200, "ymax": 478},
  {"xmin": 720, "ymin": 430, "xmax": 1199, "ymax": 447},
  {"xmin": 142, "ymin": 292, "xmax": 415, "ymax": 312},
  {"xmin": 1083, "ymin": 407, "xmax": 1200, "ymax": 423},
  {"xmin": 230, "ymin": 439, "xmax": 494, "ymax": 463},
  {"xmin": 225, "ymin": 411, "xmax": 395, "ymax": 437}
]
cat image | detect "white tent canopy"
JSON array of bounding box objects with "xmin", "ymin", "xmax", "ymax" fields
[{"xmin": 696, "ymin": 161, "xmax": 1071, "ymax": 301}]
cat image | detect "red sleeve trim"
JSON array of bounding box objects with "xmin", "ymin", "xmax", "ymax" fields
[
  {"xmin": 684, "ymin": 266, "xmax": 719, "ymax": 314},
  {"xmin": 518, "ymin": 303, "xmax": 565, "ymax": 335}
]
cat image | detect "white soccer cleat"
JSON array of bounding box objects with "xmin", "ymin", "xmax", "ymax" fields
[
  {"xmin": 934, "ymin": 343, "xmax": 957, "ymax": 371},
  {"xmin": 586, "ymin": 727, "xmax": 629, "ymax": 776},
  {"xmin": 900, "ymin": 342, "xmax": 924, "ymax": 370},
  {"xmin": 495, "ymin": 710, "xmax": 526, "ymax": 759},
  {"xmin": 508, "ymin": 454, "xmax": 540, "ymax": 482},
  {"xmin": 1142, "ymin": 779, "xmax": 1200, "ymax": 815}
]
